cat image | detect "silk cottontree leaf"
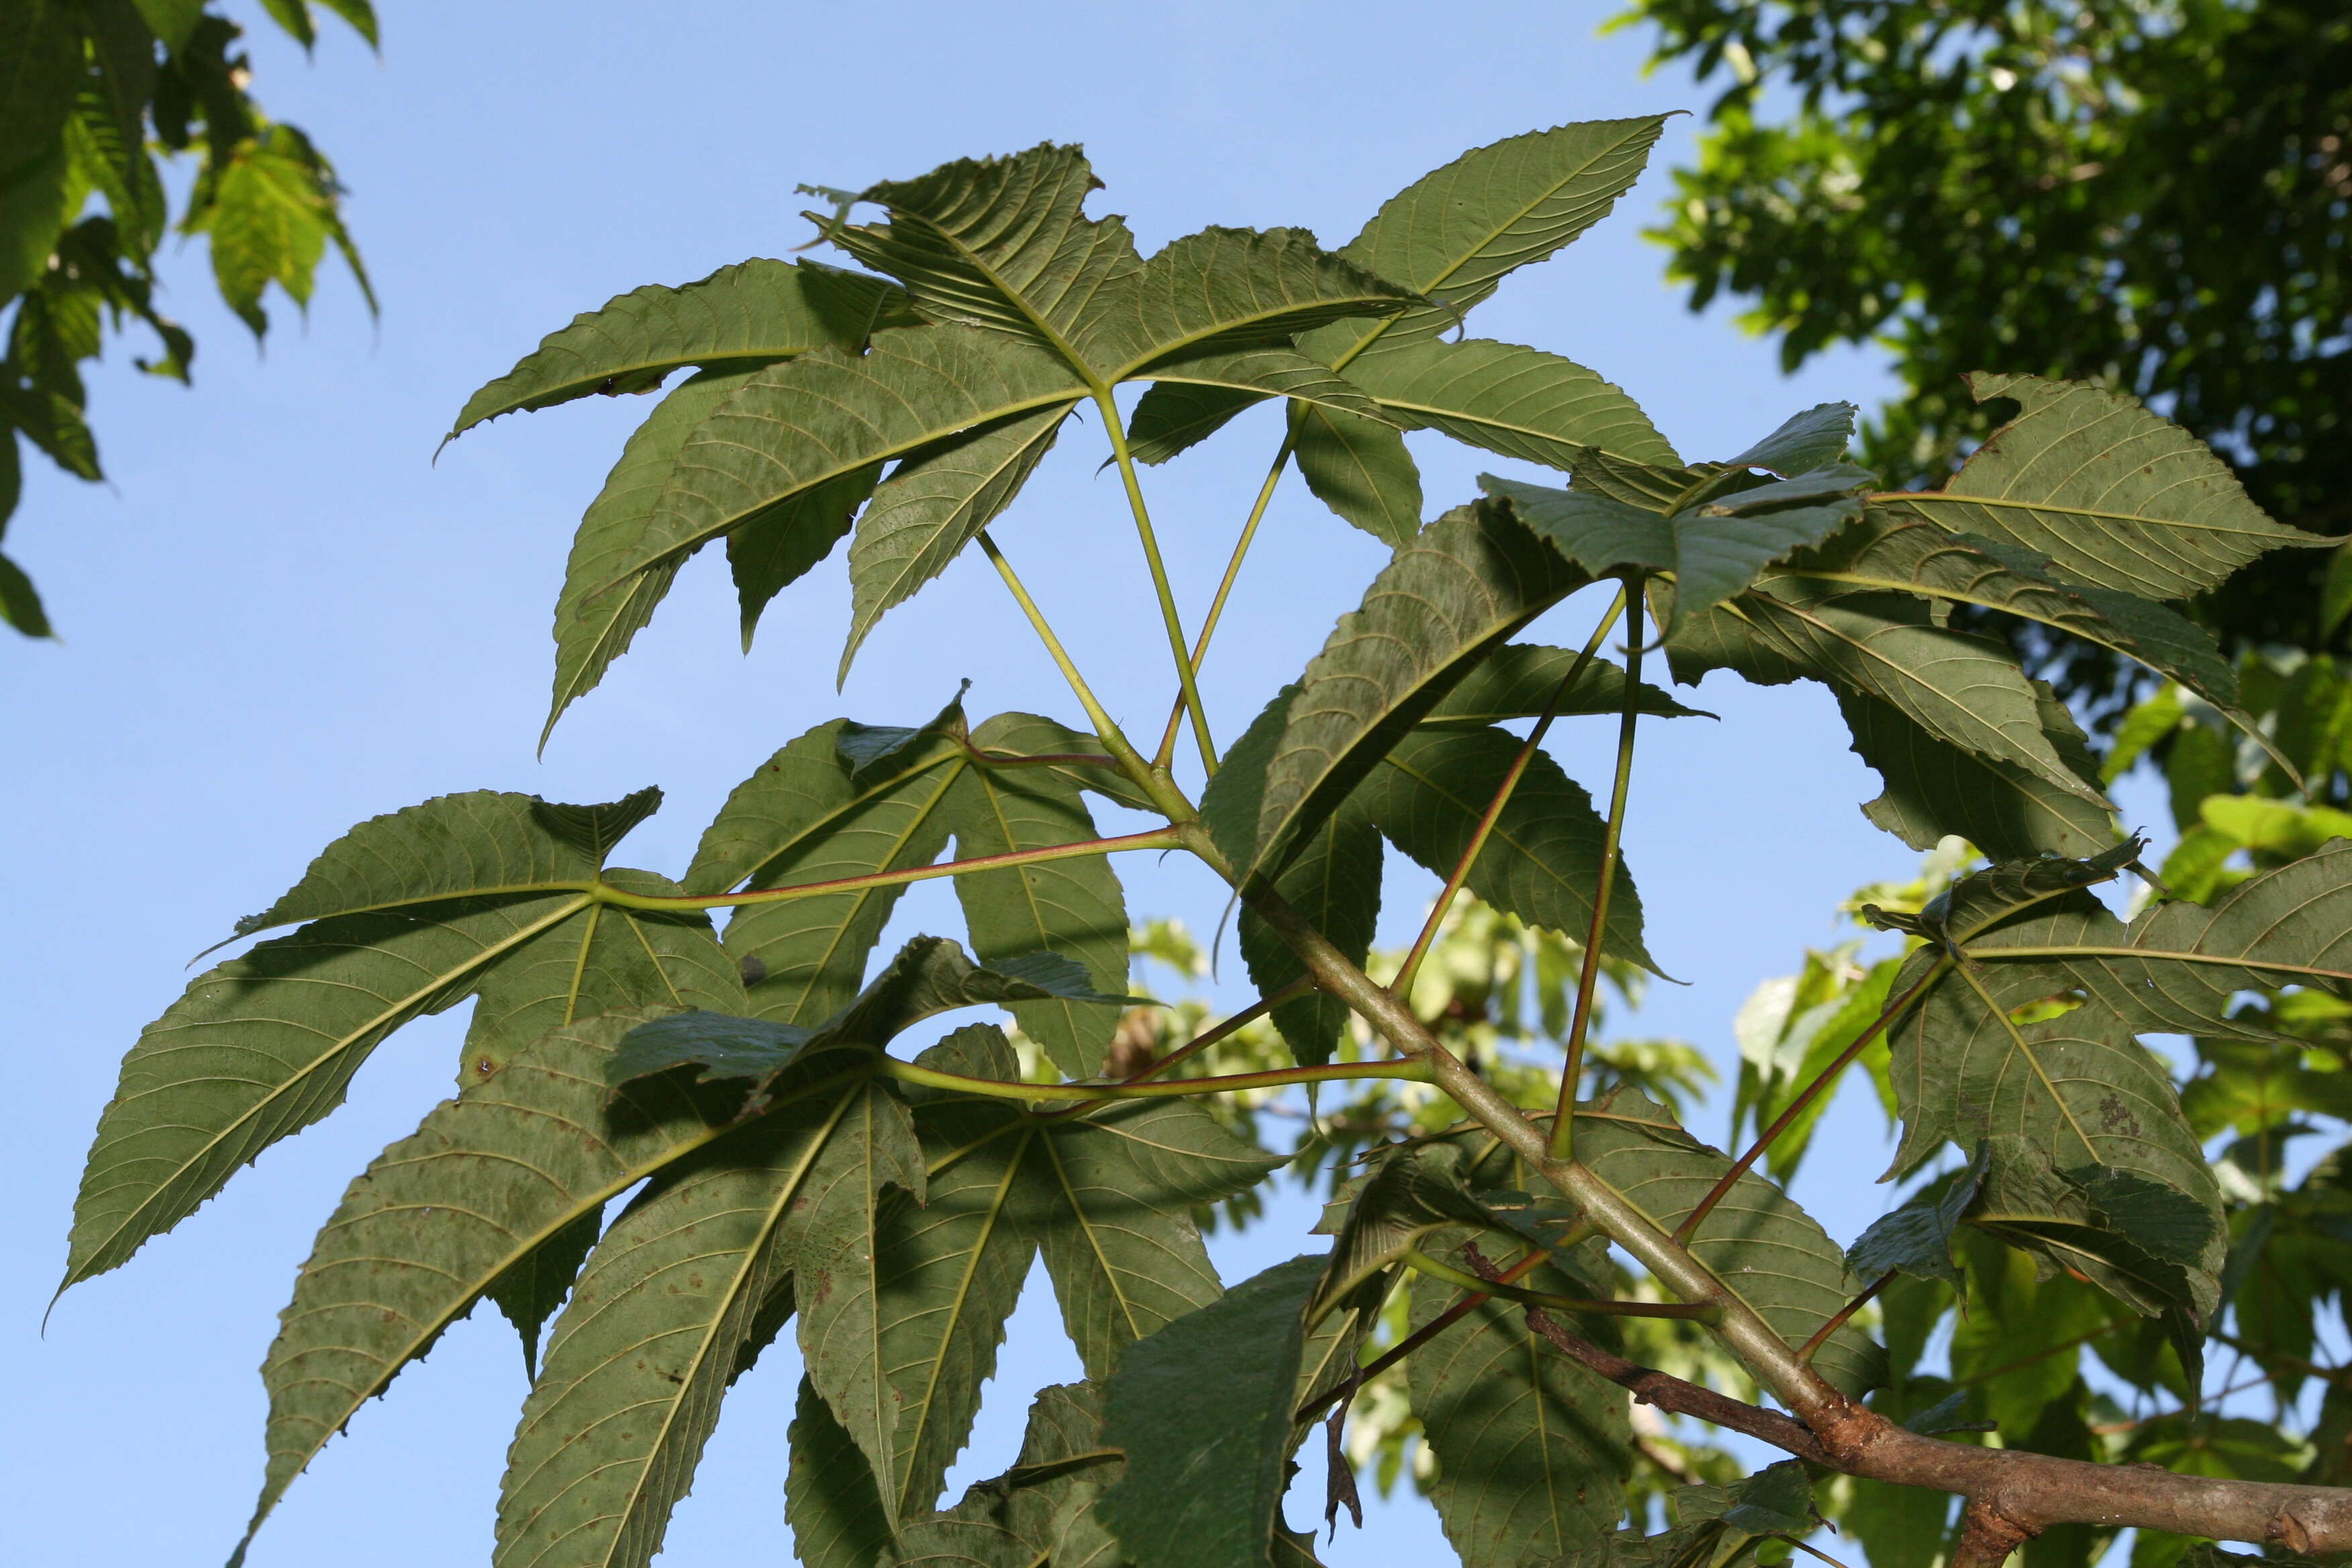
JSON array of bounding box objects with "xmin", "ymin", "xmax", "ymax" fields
[
  {"xmin": 1291, "ymin": 402, "xmax": 1424, "ymax": 546},
  {"xmin": 1134, "ymin": 345, "xmax": 1393, "ymax": 429},
  {"xmin": 1200, "ymin": 501, "xmax": 1590, "ymax": 889},
  {"xmin": 683, "ymin": 721, "xmax": 966, "ymax": 1025},
  {"xmin": 793, "ymin": 1081, "xmax": 929, "ymax": 1521},
  {"xmin": 484, "ymin": 1208, "xmax": 605, "ymax": 1379},
  {"xmin": 1840, "ymin": 683, "xmax": 2118, "ymax": 861},
  {"xmin": 1122, "ymin": 377, "xmax": 1263, "ymax": 467},
  {"xmin": 1343, "ymin": 336, "xmax": 1673, "ymax": 469},
  {"xmin": 1718, "ymin": 401, "xmax": 1856, "ymax": 476},
  {"xmin": 1359, "ymin": 725, "xmax": 1657, "ymax": 971},
  {"xmin": 445, "ymin": 258, "xmax": 905, "ymax": 440},
  {"xmin": 832, "ymin": 143, "xmax": 1142, "ymax": 352},
  {"xmin": 1073, "ymin": 224, "xmax": 1417, "ymax": 377},
  {"xmin": 1407, "ymin": 1249, "xmax": 1632, "ymax": 1568},
  {"xmin": 625, "ymin": 326, "xmax": 1089, "ymax": 584},
  {"xmin": 1420, "ymin": 642, "xmax": 1704, "ymax": 726},
  {"xmin": 1664, "ymin": 579, "xmax": 2108, "ymax": 807},
  {"xmin": 1883, "ymin": 374, "xmax": 2325, "ymax": 600},
  {"xmin": 1881, "ymin": 917, "xmax": 2222, "ymax": 1273},
  {"xmin": 1783, "ymin": 508, "xmax": 2241, "ymax": 711},
  {"xmin": 542, "ymin": 369, "xmax": 750, "ymax": 747},
  {"xmin": 493, "ymin": 1095, "xmax": 854, "ymax": 1568},
  {"xmin": 786, "ymin": 1375, "xmax": 895, "ymax": 1568},
  {"xmin": 840, "ymin": 403, "xmax": 1077, "ymax": 682},
  {"xmin": 968, "ymin": 711, "xmax": 1155, "ymax": 813},
  {"xmin": 942, "ymin": 734, "xmax": 1132, "ymax": 1078},
  {"xmin": 1574, "ymin": 1088, "xmax": 1883, "ymax": 1394},
  {"xmin": 1961, "ymin": 841, "xmax": 2352, "ymax": 1042},
  {"xmin": 1097, "ymin": 1255, "xmax": 1323, "ymax": 1568},
  {"xmin": 234, "ymin": 1012, "xmax": 777, "ymax": 1561},
  {"xmin": 1968, "ymin": 1138, "xmax": 2218, "ymax": 1322},
  {"xmin": 1847, "ymin": 1150, "xmax": 1988, "ymax": 1291},
  {"xmin": 1238, "ymin": 798, "xmax": 1381, "ymax": 1067},
  {"xmin": 65, "ymin": 891, "xmax": 594, "ymax": 1291},
  {"xmin": 231, "ymin": 787, "xmax": 652, "ymax": 939},
  {"xmin": 891, "ymin": 1382, "xmax": 1122, "ymax": 1568},
  {"xmin": 1308, "ymin": 117, "xmax": 1671, "ymax": 364},
  {"xmin": 731, "ymin": 460, "xmax": 883, "ymax": 651},
  {"xmin": 459, "ymin": 867, "xmax": 745, "ymax": 1085}
]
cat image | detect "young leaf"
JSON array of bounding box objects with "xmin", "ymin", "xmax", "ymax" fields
[
  {"xmin": 1358, "ymin": 725, "xmax": 1659, "ymax": 972},
  {"xmin": 1097, "ymin": 1255, "xmax": 1324, "ymax": 1568},
  {"xmin": 1841, "ymin": 682, "xmax": 2119, "ymax": 861},
  {"xmin": 1238, "ymin": 798, "xmax": 1383, "ymax": 1067},
  {"xmin": 1201, "ymin": 500, "xmax": 1590, "ymax": 890},
  {"xmin": 1407, "ymin": 1245, "xmax": 1633, "ymax": 1568},
  {"xmin": 1289, "ymin": 402, "xmax": 1424, "ymax": 546},
  {"xmin": 234, "ymin": 1011, "xmax": 784, "ymax": 1563},
  {"xmin": 1574, "ymin": 1088, "xmax": 1883, "ymax": 1393},
  {"xmin": 840, "ymin": 403, "xmax": 1075, "ymax": 679},
  {"xmin": 444, "ymin": 258, "xmax": 906, "ymax": 441},
  {"xmin": 1884, "ymin": 374, "xmax": 2328, "ymax": 600}
]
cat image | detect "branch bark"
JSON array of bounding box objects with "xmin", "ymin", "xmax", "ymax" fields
[{"xmin": 1235, "ymin": 865, "xmax": 2352, "ymax": 1555}]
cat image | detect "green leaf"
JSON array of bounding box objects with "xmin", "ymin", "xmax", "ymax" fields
[
  {"xmin": 1097, "ymin": 1255, "xmax": 1323, "ymax": 1568},
  {"xmin": 840, "ymin": 402, "xmax": 1075, "ymax": 681},
  {"xmin": 1309, "ymin": 1143, "xmax": 1500, "ymax": 1320},
  {"xmin": 944, "ymin": 716, "xmax": 1134, "ymax": 1077},
  {"xmin": 446, "ymin": 258, "xmax": 905, "ymax": 442},
  {"xmin": 1665, "ymin": 577, "xmax": 2111, "ymax": 808},
  {"xmin": 1969, "ymin": 1138, "xmax": 2218, "ymax": 1324},
  {"xmin": 0, "ymin": 1, "xmax": 81, "ymax": 186},
  {"xmin": 1238, "ymin": 798, "xmax": 1382, "ymax": 1067},
  {"xmin": 1123, "ymin": 378, "xmax": 1261, "ymax": 467},
  {"xmin": 130, "ymin": 0, "xmax": 203, "ymax": 52},
  {"xmin": 889, "ymin": 1381, "xmax": 1125, "ymax": 1568},
  {"xmin": 1290, "ymin": 403, "xmax": 1424, "ymax": 546},
  {"xmin": 1361, "ymin": 726, "xmax": 1656, "ymax": 969},
  {"xmin": 1720, "ymin": 401, "xmax": 1858, "ymax": 476},
  {"xmin": 1847, "ymin": 1148, "xmax": 1987, "ymax": 1291},
  {"xmin": 832, "ymin": 143, "xmax": 1142, "ymax": 353},
  {"xmin": 0, "ymin": 545, "xmax": 52, "ymax": 636},
  {"xmin": 1419, "ymin": 642, "xmax": 1706, "ymax": 726},
  {"xmin": 1883, "ymin": 374, "xmax": 2325, "ymax": 601},
  {"xmin": 1072, "ymin": 224, "xmax": 1418, "ymax": 376},
  {"xmin": 1311, "ymin": 117, "xmax": 1671, "ymax": 364},
  {"xmin": 1961, "ymin": 841, "xmax": 2352, "ymax": 1042},
  {"xmin": 234, "ymin": 1010, "xmax": 781, "ymax": 1563},
  {"xmin": 1485, "ymin": 460, "xmax": 1872, "ymax": 624},
  {"xmin": 1343, "ymin": 336, "xmax": 1675, "ymax": 469},
  {"xmin": 1575, "ymin": 1088, "xmax": 1883, "ymax": 1393},
  {"xmin": 232, "ymin": 788, "xmax": 655, "ymax": 938},
  {"xmin": 1841, "ymin": 681, "xmax": 2119, "ymax": 861},
  {"xmin": 787, "ymin": 1377, "xmax": 895, "ymax": 1568},
  {"xmin": 203, "ymin": 129, "xmax": 336, "ymax": 336},
  {"xmin": 543, "ymin": 369, "xmax": 754, "ymax": 748},
  {"xmin": 493, "ymin": 1098, "xmax": 849, "ymax": 1568},
  {"xmin": 311, "ymin": 0, "xmax": 377, "ymax": 46},
  {"xmin": 793, "ymin": 1081, "xmax": 929, "ymax": 1521},
  {"xmin": 604, "ymin": 1010, "xmax": 810, "ymax": 1086},
  {"xmin": 485, "ymin": 1208, "xmax": 604, "ymax": 1378},
  {"xmin": 730, "ymin": 460, "xmax": 883, "ymax": 651},
  {"xmin": 685, "ymin": 720, "xmax": 965, "ymax": 1025},
  {"xmin": 1783, "ymin": 508, "xmax": 2241, "ymax": 712},
  {"xmin": 1407, "ymin": 1244, "xmax": 1632, "ymax": 1568},
  {"xmin": 1881, "ymin": 911, "xmax": 2224, "ymax": 1288},
  {"xmin": 965, "ymin": 710, "xmax": 1155, "ymax": 812},
  {"xmin": 626, "ymin": 326, "xmax": 1087, "ymax": 585},
  {"xmin": 1201, "ymin": 500, "xmax": 1590, "ymax": 891}
]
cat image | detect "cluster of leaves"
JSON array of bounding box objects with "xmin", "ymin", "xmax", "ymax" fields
[
  {"xmin": 1, "ymin": 0, "xmax": 374, "ymax": 636},
  {"xmin": 63, "ymin": 122, "xmax": 2352, "ymax": 1568},
  {"xmin": 1622, "ymin": 0, "xmax": 2352, "ymax": 710}
]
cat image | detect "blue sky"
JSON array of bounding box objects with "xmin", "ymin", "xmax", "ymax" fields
[{"xmin": 0, "ymin": 3, "xmax": 1988, "ymax": 1563}]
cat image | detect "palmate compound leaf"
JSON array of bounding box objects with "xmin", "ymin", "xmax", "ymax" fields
[
  {"xmin": 443, "ymin": 257, "xmax": 908, "ymax": 442},
  {"xmin": 63, "ymin": 789, "xmax": 732, "ymax": 1293},
  {"xmin": 1407, "ymin": 1239, "xmax": 1633, "ymax": 1568},
  {"xmin": 1097, "ymin": 1255, "xmax": 1326, "ymax": 1568},
  {"xmin": 1881, "ymin": 373, "xmax": 2331, "ymax": 602},
  {"xmin": 1663, "ymin": 574, "xmax": 2112, "ymax": 811},
  {"xmin": 1200, "ymin": 500, "xmax": 1591, "ymax": 893},
  {"xmin": 234, "ymin": 1009, "xmax": 833, "ymax": 1563},
  {"xmin": 1357, "ymin": 724, "xmax": 1660, "ymax": 973},
  {"xmin": 493, "ymin": 1075, "xmax": 917, "ymax": 1568},
  {"xmin": 1573, "ymin": 1087, "xmax": 1883, "ymax": 1395}
]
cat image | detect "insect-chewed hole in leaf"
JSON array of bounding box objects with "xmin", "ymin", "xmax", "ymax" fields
[{"xmin": 2006, "ymin": 988, "xmax": 2090, "ymax": 1024}]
